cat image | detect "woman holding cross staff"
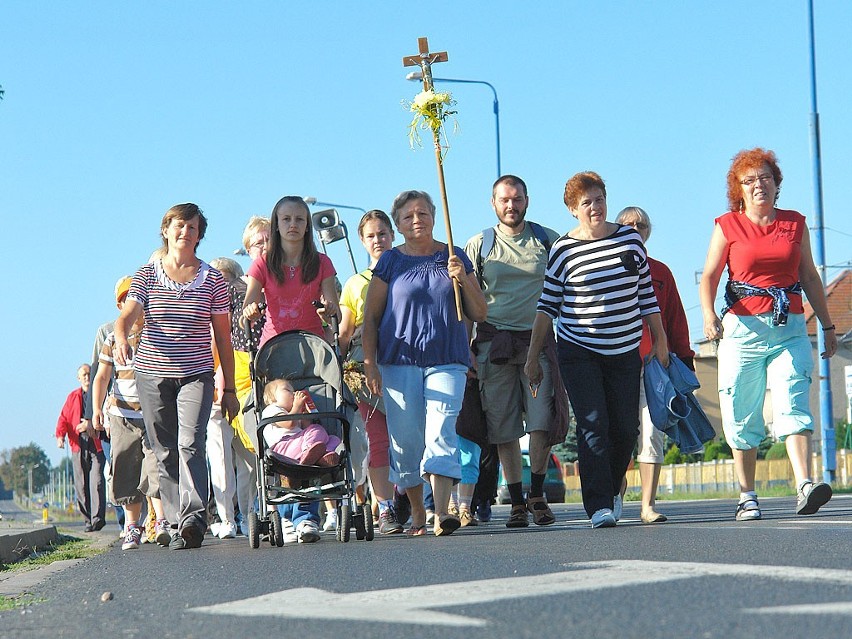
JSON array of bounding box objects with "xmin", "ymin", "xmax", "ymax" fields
[{"xmin": 362, "ymin": 189, "xmax": 487, "ymax": 537}]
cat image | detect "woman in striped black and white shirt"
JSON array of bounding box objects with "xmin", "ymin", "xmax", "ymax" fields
[
  {"xmin": 114, "ymin": 203, "xmax": 239, "ymax": 550},
  {"xmin": 525, "ymin": 172, "xmax": 669, "ymax": 529}
]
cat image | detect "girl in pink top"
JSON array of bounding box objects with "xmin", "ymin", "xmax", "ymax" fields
[{"xmin": 243, "ymin": 196, "xmax": 339, "ymax": 347}]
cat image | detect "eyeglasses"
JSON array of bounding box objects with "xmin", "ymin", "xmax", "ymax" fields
[
  {"xmin": 248, "ymin": 240, "xmax": 266, "ymax": 250},
  {"xmin": 626, "ymin": 221, "xmax": 649, "ymax": 231},
  {"xmin": 740, "ymin": 174, "xmax": 774, "ymax": 187}
]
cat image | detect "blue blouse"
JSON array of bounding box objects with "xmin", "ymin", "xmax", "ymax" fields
[{"xmin": 373, "ymin": 246, "xmax": 473, "ymax": 368}]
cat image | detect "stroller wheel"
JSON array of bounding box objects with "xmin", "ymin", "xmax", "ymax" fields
[
  {"xmin": 354, "ymin": 509, "xmax": 365, "ymax": 541},
  {"xmin": 270, "ymin": 510, "xmax": 284, "ymax": 547},
  {"xmin": 248, "ymin": 511, "xmax": 260, "ymax": 549},
  {"xmin": 362, "ymin": 503, "xmax": 375, "ymax": 541},
  {"xmin": 339, "ymin": 502, "xmax": 351, "ymax": 543}
]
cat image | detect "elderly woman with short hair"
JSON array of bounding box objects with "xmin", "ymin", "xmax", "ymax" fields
[
  {"xmin": 362, "ymin": 190, "xmax": 487, "ymax": 537},
  {"xmin": 525, "ymin": 172, "xmax": 668, "ymax": 529},
  {"xmin": 228, "ymin": 216, "xmax": 271, "ymax": 530},
  {"xmin": 615, "ymin": 206, "xmax": 694, "ymax": 524}
]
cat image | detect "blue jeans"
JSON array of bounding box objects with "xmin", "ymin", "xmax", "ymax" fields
[
  {"xmin": 277, "ymin": 501, "xmax": 320, "ymax": 526},
  {"xmin": 379, "ymin": 364, "xmax": 466, "ymax": 489}
]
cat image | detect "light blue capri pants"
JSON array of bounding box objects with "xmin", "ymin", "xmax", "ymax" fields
[
  {"xmin": 717, "ymin": 312, "xmax": 814, "ymax": 450},
  {"xmin": 379, "ymin": 363, "xmax": 466, "ymax": 490}
]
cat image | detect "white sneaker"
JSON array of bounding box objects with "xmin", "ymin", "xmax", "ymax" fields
[
  {"xmin": 209, "ymin": 522, "xmax": 221, "ymax": 537},
  {"xmin": 281, "ymin": 518, "xmax": 298, "ymax": 544},
  {"xmin": 322, "ymin": 509, "xmax": 338, "ymax": 532},
  {"xmin": 217, "ymin": 521, "xmax": 237, "ymax": 539},
  {"xmin": 590, "ymin": 508, "xmax": 617, "ymax": 528},
  {"xmin": 296, "ymin": 519, "xmax": 321, "ymax": 543},
  {"xmin": 796, "ymin": 481, "xmax": 832, "ymax": 515}
]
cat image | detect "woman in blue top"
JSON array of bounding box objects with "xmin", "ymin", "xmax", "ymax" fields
[{"xmin": 362, "ymin": 190, "xmax": 487, "ymax": 537}]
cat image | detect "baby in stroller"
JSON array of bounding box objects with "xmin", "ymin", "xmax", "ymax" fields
[{"xmin": 261, "ymin": 379, "xmax": 341, "ymax": 467}]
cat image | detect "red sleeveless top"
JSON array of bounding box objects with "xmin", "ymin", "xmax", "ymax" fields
[{"xmin": 716, "ymin": 208, "xmax": 804, "ymax": 316}]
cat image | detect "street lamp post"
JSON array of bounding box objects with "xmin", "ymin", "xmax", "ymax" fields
[
  {"xmin": 20, "ymin": 463, "xmax": 41, "ymax": 507},
  {"xmin": 406, "ymin": 71, "xmax": 501, "ymax": 178},
  {"xmin": 807, "ymin": 0, "xmax": 835, "ymax": 483}
]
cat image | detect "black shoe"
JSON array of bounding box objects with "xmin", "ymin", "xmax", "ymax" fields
[
  {"xmin": 476, "ymin": 500, "xmax": 492, "ymax": 523},
  {"xmin": 92, "ymin": 518, "xmax": 106, "ymax": 531},
  {"xmin": 180, "ymin": 524, "xmax": 204, "ymax": 549},
  {"xmin": 394, "ymin": 488, "xmax": 412, "ymax": 526},
  {"xmin": 169, "ymin": 531, "xmax": 186, "ymax": 550},
  {"xmin": 83, "ymin": 522, "xmax": 94, "ymax": 533}
]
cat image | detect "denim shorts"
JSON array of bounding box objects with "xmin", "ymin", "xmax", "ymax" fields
[
  {"xmin": 717, "ymin": 312, "xmax": 813, "ymax": 449},
  {"xmin": 379, "ymin": 363, "xmax": 466, "ymax": 489}
]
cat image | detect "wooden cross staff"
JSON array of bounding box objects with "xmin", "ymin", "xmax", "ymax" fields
[{"xmin": 403, "ymin": 36, "xmax": 463, "ymax": 321}]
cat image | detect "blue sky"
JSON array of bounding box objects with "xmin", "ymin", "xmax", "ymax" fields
[{"xmin": 2, "ymin": 2, "xmax": 850, "ymax": 467}]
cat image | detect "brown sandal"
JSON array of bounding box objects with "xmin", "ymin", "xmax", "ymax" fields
[
  {"xmin": 506, "ymin": 504, "xmax": 529, "ymax": 528},
  {"xmin": 434, "ymin": 515, "xmax": 461, "ymax": 537},
  {"xmin": 526, "ymin": 496, "xmax": 556, "ymax": 526}
]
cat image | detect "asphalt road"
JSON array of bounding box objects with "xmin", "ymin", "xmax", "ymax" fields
[{"xmin": 3, "ymin": 495, "xmax": 852, "ymax": 639}]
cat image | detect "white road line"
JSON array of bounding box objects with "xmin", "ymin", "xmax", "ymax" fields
[
  {"xmin": 191, "ymin": 560, "xmax": 852, "ymax": 627},
  {"xmin": 751, "ymin": 602, "xmax": 852, "ymax": 615}
]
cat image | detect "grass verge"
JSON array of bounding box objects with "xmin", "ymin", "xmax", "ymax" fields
[
  {"xmin": 1, "ymin": 534, "xmax": 103, "ymax": 573},
  {"xmin": 0, "ymin": 594, "xmax": 46, "ymax": 611},
  {"xmin": 0, "ymin": 533, "xmax": 107, "ymax": 610}
]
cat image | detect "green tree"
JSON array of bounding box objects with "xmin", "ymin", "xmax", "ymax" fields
[
  {"xmin": 0, "ymin": 444, "xmax": 51, "ymax": 498},
  {"xmin": 764, "ymin": 442, "xmax": 788, "ymax": 460},
  {"xmin": 756, "ymin": 434, "xmax": 774, "ymax": 460},
  {"xmin": 836, "ymin": 421, "xmax": 851, "ymax": 450},
  {"xmin": 58, "ymin": 456, "xmax": 74, "ymax": 476},
  {"xmin": 703, "ymin": 438, "xmax": 732, "ymax": 461},
  {"xmin": 551, "ymin": 411, "xmax": 578, "ymax": 463}
]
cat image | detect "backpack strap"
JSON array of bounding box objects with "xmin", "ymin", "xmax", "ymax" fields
[
  {"xmin": 475, "ymin": 227, "xmax": 496, "ymax": 287},
  {"xmin": 527, "ymin": 221, "xmax": 552, "ymax": 252},
  {"xmin": 476, "ymin": 222, "xmax": 552, "ymax": 287}
]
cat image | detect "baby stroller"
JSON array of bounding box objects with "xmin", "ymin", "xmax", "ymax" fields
[{"xmin": 243, "ymin": 322, "xmax": 372, "ymax": 547}]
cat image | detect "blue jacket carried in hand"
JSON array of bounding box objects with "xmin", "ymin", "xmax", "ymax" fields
[{"xmin": 643, "ymin": 353, "xmax": 716, "ymax": 455}]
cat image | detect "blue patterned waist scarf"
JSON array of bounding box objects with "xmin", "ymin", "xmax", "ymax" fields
[{"xmin": 721, "ymin": 280, "xmax": 802, "ymax": 326}]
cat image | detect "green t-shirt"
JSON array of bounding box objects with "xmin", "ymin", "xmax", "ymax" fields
[{"xmin": 464, "ymin": 222, "xmax": 559, "ymax": 331}]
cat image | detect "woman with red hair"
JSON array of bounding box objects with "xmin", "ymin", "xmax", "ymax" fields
[
  {"xmin": 525, "ymin": 172, "xmax": 669, "ymax": 529},
  {"xmin": 699, "ymin": 148, "xmax": 837, "ymax": 521}
]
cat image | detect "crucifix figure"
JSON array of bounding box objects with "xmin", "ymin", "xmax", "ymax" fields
[{"xmin": 402, "ymin": 37, "xmax": 463, "ymax": 321}]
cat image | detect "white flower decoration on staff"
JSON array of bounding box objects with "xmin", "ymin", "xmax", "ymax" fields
[{"xmin": 403, "ymin": 89, "xmax": 458, "ymax": 156}]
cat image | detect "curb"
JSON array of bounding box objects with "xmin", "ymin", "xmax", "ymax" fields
[
  {"xmin": 0, "ymin": 527, "xmax": 117, "ymax": 598},
  {"xmin": 0, "ymin": 526, "xmax": 59, "ymax": 565}
]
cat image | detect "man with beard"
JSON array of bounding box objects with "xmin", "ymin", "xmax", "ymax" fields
[{"xmin": 464, "ymin": 175, "xmax": 566, "ymax": 528}]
